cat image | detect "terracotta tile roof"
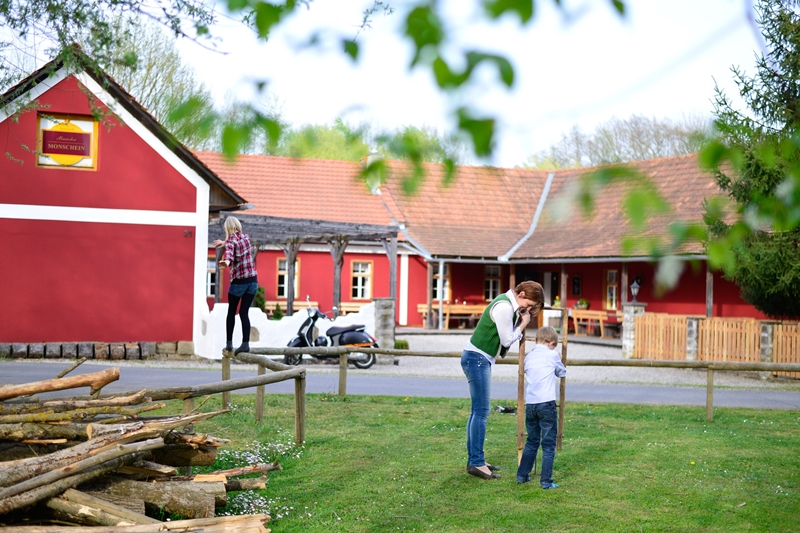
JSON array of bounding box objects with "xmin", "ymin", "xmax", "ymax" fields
[
  {"xmin": 511, "ymin": 154, "xmax": 722, "ymax": 259},
  {"xmin": 381, "ymin": 162, "xmax": 550, "ymax": 257},
  {"xmin": 195, "ymin": 151, "xmax": 722, "ymax": 260},
  {"xmin": 194, "ymin": 152, "xmax": 397, "ymax": 227}
]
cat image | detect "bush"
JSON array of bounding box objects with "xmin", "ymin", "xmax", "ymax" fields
[
  {"xmin": 394, "ymin": 339, "xmax": 409, "ymax": 350},
  {"xmin": 272, "ymin": 303, "xmax": 284, "ymax": 320},
  {"xmin": 253, "ymin": 285, "xmax": 267, "ymax": 314}
]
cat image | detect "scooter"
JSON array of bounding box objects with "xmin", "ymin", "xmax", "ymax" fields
[{"xmin": 285, "ymin": 304, "xmax": 378, "ymax": 369}]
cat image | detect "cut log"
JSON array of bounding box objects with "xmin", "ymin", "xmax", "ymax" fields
[
  {"xmin": 0, "ymin": 392, "xmax": 149, "ymax": 416},
  {"xmin": 0, "ymin": 450, "xmax": 149, "ymax": 515},
  {"xmin": 165, "ymin": 432, "xmax": 230, "ymax": 448},
  {"xmin": 150, "ymin": 444, "xmax": 218, "ymax": 467},
  {"xmin": 20, "ymin": 438, "xmax": 67, "ymax": 445},
  {"xmin": 83, "ymin": 491, "xmax": 147, "ymax": 515},
  {"xmin": 61, "ymin": 488, "xmax": 161, "ymax": 524},
  {"xmin": 153, "ymin": 461, "xmax": 282, "ymax": 482},
  {"xmin": 226, "ymin": 476, "xmax": 268, "ymax": 491},
  {"xmin": 0, "ymin": 422, "xmax": 98, "ymax": 442},
  {"xmin": 99, "ymin": 478, "xmax": 223, "ymax": 518},
  {"xmin": 45, "ymin": 496, "xmax": 139, "ymax": 527},
  {"xmin": 0, "ymin": 513, "xmax": 270, "ymax": 533},
  {"xmin": 118, "ymin": 460, "xmax": 178, "ymax": 477},
  {"xmin": 0, "ymin": 438, "xmax": 165, "ymax": 500},
  {"xmin": 0, "ymin": 402, "xmax": 164, "ymax": 424},
  {"xmin": 0, "ymin": 367, "xmax": 120, "ymax": 401}
]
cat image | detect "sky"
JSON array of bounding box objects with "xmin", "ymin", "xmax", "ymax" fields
[{"xmin": 176, "ymin": 0, "xmax": 763, "ymax": 167}]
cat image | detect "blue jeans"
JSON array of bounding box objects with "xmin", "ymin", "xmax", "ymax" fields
[
  {"xmin": 461, "ymin": 350, "xmax": 492, "ymax": 467},
  {"xmin": 228, "ymin": 281, "xmax": 258, "ymax": 298},
  {"xmin": 516, "ymin": 401, "xmax": 558, "ymax": 487}
]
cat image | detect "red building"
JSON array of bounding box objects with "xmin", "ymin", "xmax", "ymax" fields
[
  {"xmin": 197, "ymin": 152, "xmax": 767, "ymax": 328},
  {"xmin": 0, "ymin": 53, "xmax": 244, "ymax": 347}
]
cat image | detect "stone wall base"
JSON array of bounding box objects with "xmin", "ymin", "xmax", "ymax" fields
[{"xmin": 0, "ymin": 341, "xmax": 197, "ymax": 360}]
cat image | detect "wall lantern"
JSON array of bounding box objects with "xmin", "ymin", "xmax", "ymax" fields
[{"xmin": 630, "ymin": 279, "xmax": 641, "ymax": 303}]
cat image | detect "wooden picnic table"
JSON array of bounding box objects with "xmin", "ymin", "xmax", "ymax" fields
[{"xmin": 417, "ymin": 303, "xmax": 488, "ymax": 329}]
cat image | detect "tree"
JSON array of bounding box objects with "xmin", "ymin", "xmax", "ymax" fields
[
  {"xmin": 525, "ymin": 114, "xmax": 710, "ymax": 169},
  {"xmin": 95, "ymin": 19, "xmax": 217, "ymax": 150},
  {"xmin": 705, "ymin": 0, "xmax": 800, "ymax": 319},
  {"xmin": 279, "ymin": 119, "xmax": 370, "ymax": 161},
  {"xmin": 375, "ymin": 125, "xmax": 465, "ymax": 164}
]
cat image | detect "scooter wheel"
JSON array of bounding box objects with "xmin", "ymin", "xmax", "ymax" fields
[
  {"xmin": 351, "ymin": 352, "xmax": 376, "ymax": 369},
  {"xmin": 284, "ymin": 354, "xmax": 303, "ymax": 366}
]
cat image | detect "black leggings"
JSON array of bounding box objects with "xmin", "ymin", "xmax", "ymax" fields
[{"xmin": 226, "ymin": 291, "xmax": 256, "ymax": 345}]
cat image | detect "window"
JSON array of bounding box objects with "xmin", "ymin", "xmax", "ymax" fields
[
  {"xmin": 484, "ymin": 265, "xmax": 501, "ymax": 301},
  {"xmin": 604, "ymin": 270, "xmax": 619, "ymax": 310},
  {"xmin": 206, "ymin": 259, "xmax": 216, "ymax": 298},
  {"xmin": 277, "ymin": 258, "xmax": 299, "ymax": 299},
  {"xmin": 351, "ymin": 261, "xmax": 373, "ymax": 300},
  {"xmin": 432, "ymin": 263, "xmax": 451, "ymax": 302}
]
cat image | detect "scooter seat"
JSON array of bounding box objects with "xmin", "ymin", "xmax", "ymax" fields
[{"xmin": 327, "ymin": 324, "xmax": 364, "ymax": 336}]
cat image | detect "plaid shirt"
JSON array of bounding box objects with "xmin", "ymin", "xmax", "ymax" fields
[{"xmin": 223, "ymin": 232, "xmax": 258, "ymax": 283}]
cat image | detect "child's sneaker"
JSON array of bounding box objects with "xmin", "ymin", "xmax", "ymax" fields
[
  {"xmin": 516, "ymin": 475, "xmax": 531, "ymax": 484},
  {"xmin": 542, "ymin": 483, "xmax": 559, "ymax": 490}
]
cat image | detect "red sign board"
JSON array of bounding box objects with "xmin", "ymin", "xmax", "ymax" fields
[{"xmin": 42, "ymin": 130, "xmax": 92, "ymax": 157}]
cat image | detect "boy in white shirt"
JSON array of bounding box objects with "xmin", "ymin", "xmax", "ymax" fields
[{"xmin": 516, "ymin": 326, "xmax": 566, "ymax": 489}]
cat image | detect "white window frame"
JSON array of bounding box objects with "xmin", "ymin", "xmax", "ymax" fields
[
  {"xmin": 351, "ymin": 261, "xmax": 373, "ymax": 300},
  {"xmin": 277, "ymin": 258, "xmax": 300, "ymax": 299},
  {"xmin": 484, "ymin": 265, "xmax": 501, "ymax": 301},
  {"xmin": 206, "ymin": 258, "xmax": 216, "ymax": 298},
  {"xmin": 432, "ymin": 263, "xmax": 451, "ymax": 302}
]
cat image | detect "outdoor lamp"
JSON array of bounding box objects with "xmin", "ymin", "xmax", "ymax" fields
[{"xmin": 630, "ymin": 279, "xmax": 640, "ymax": 303}]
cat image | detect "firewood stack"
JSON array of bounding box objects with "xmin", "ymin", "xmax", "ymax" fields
[{"xmin": 0, "ymin": 365, "xmax": 278, "ymax": 533}]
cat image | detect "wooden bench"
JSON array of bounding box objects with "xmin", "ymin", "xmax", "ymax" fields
[
  {"xmin": 572, "ymin": 309, "xmax": 609, "ymax": 337},
  {"xmin": 265, "ymin": 300, "xmax": 318, "ymax": 315},
  {"xmin": 417, "ymin": 303, "xmax": 488, "ymax": 329},
  {"xmin": 336, "ymin": 301, "xmax": 370, "ymax": 315}
]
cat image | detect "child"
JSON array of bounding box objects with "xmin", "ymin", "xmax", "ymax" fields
[{"xmin": 516, "ymin": 326, "xmax": 566, "ymax": 489}]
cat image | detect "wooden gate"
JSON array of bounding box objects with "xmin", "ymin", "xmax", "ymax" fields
[
  {"xmin": 698, "ymin": 317, "xmax": 760, "ymax": 362},
  {"xmin": 633, "ymin": 313, "xmax": 688, "ymax": 360}
]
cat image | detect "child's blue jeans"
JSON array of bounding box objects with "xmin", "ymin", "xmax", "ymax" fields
[{"xmin": 516, "ymin": 400, "xmax": 558, "ymax": 487}]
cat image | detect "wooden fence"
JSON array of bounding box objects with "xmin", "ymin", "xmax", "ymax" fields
[
  {"xmin": 698, "ymin": 317, "xmax": 761, "ymax": 363},
  {"xmin": 773, "ymin": 323, "xmax": 800, "ymax": 379},
  {"xmin": 634, "ymin": 313, "xmax": 687, "ymax": 360}
]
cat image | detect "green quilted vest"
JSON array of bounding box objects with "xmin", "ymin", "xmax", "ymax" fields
[{"xmin": 470, "ymin": 294, "xmax": 512, "ymax": 356}]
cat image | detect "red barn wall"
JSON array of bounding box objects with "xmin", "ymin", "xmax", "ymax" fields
[{"xmin": 0, "ymin": 75, "xmax": 200, "ymax": 343}]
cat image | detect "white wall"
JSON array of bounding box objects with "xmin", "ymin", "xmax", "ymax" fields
[{"xmin": 196, "ymin": 303, "xmax": 376, "ymax": 360}]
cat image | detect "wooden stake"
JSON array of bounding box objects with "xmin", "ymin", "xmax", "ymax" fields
[
  {"xmin": 516, "ymin": 332, "xmax": 526, "ymax": 465},
  {"xmin": 256, "ymin": 364, "xmax": 265, "ymax": 423},
  {"xmin": 557, "ymin": 306, "xmax": 568, "ymax": 451}
]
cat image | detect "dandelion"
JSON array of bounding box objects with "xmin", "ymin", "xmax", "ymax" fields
[{"xmin": 691, "ymin": 461, "xmax": 695, "ymax": 465}]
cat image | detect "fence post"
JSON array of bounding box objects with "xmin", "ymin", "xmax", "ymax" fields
[
  {"xmin": 759, "ymin": 322, "xmax": 776, "ymax": 380},
  {"xmin": 686, "ymin": 317, "xmax": 700, "ymax": 361},
  {"xmin": 295, "ymin": 374, "xmax": 306, "ymax": 445},
  {"xmin": 706, "ymin": 368, "xmax": 714, "ymax": 421},
  {"xmin": 622, "ymin": 302, "xmax": 647, "ymax": 359},
  {"xmin": 221, "ymin": 352, "xmax": 231, "ymax": 409},
  {"xmin": 339, "ymin": 350, "xmax": 347, "ymax": 398},
  {"xmin": 256, "ymin": 364, "xmax": 265, "ymax": 423},
  {"xmin": 373, "ymin": 298, "xmax": 396, "ymax": 365}
]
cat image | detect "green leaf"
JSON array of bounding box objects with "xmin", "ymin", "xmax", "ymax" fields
[
  {"xmin": 343, "ymin": 40, "xmax": 359, "ymax": 60},
  {"xmin": 404, "ymin": 6, "xmax": 444, "ymax": 66},
  {"xmin": 227, "ymin": 0, "xmax": 248, "ymax": 11},
  {"xmin": 168, "ymin": 97, "xmax": 205, "ymax": 122},
  {"xmin": 698, "ymin": 139, "xmax": 728, "ymax": 169},
  {"xmin": 457, "ymin": 108, "xmax": 495, "ymax": 157},
  {"xmin": 484, "ymin": 0, "xmax": 534, "ymax": 23},
  {"xmin": 611, "ymin": 0, "xmax": 625, "ymax": 15},
  {"xmin": 254, "ymin": 3, "xmax": 283, "ymax": 38},
  {"xmin": 466, "ymin": 52, "xmax": 514, "ymax": 87}
]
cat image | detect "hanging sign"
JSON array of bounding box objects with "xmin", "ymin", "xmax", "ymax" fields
[{"xmin": 38, "ymin": 116, "xmax": 98, "ymax": 169}]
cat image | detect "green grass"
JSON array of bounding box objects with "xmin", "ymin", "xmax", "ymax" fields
[{"xmin": 160, "ymin": 395, "xmax": 800, "ymax": 532}]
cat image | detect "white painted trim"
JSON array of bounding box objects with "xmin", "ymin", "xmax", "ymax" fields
[
  {"xmin": 193, "ymin": 185, "xmax": 211, "ymax": 351},
  {"xmin": 0, "ymin": 68, "xmax": 70, "ymax": 123},
  {"xmin": 399, "ymin": 254, "xmax": 409, "ymax": 326},
  {"xmin": 0, "ymin": 204, "xmax": 197, "ymax": 226}
]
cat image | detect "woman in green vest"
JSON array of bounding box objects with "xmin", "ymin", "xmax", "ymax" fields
[{"xmin": 462, "ymin": 280, "xmax": 544, "ymax": 480}]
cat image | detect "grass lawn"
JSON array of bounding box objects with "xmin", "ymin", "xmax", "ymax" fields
[{"xmin": 160, "ymin": 394, "xmax": 799, "ymax": 532}]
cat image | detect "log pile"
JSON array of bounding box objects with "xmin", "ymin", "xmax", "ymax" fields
[{"xmin": 0, "ymin": 365, "xmax": 277, "ymax": 533}]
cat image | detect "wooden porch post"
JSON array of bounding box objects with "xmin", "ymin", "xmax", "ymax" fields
[
  {"xmin": 329, "ymin": 236, "xmax": 349, "ymax": 318},
  {"xmin": 426, "ymin": 262, "xmax": 434, "ymax": 329},
  {"xmin": 621, "ymin": 262, "xmax": 628, "ymax": 304},
  {"xmin": 706, "ymin": 262, "xmax": 714, "ymax": 318},
  {"xmin": 281, "ymin": 239, "xmax": 301, "ymax": 316},
  {"xmin": 438, "ymin": 259, "xmax": 445, "ymax": 331},
  {"xmin": 509, "ymin": 263, "xmax": 516, "ymax": 291},
  {"xmin": 382, "ymin": 237, "xmax": 398, "ymax": 301}
]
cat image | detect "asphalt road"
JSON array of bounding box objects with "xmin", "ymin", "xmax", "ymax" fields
[{"xmin": 2, "ymin": 361, "xmax": 800, "ymax": 409}]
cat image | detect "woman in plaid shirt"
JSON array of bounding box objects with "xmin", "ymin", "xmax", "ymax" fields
[{"xmin": 214, "ymin": 217, "xmax": 258, "ymax": 355}]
